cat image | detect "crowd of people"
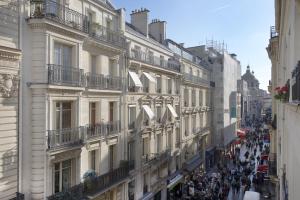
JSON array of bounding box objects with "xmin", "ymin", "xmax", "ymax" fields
[{"xmin": 179, "ymin": 120, "xmax": 271, "ymax": 200}]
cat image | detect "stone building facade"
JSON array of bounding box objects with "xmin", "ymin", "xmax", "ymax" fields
[
  {"xmin": 267, "ymin": 0, "xmax": 300, "ymax": 199},
  {"xmin": 0, "ymin": 0, "xmax": 21, "ymax": 199}
]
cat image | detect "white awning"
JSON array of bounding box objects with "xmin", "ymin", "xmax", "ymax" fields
[
  {"xmin": 128, "ymin": 71, "xmax": 143, "ymax": 87},
  {"xmin": 142, "ymin": 105, "xmax": 155, "ymax": 120},
  {"xmin": 143, "ymin": 72, "xmax": 156, "ymax": 83},
  {"xmin": 167, "ymin": 104, "xmax": 178, "ymax": 118}
]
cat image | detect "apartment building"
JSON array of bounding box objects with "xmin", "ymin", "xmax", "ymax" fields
[
  {"xmin": 165, "ymin": 41, "xmax": 212, "ymax": 173},
  {"xmin": 267, "ymin": 0, "xmax": 300, "ymax": 199},
  {"xmin": 20, "ymin": 0, "xmax": 129, "ymax": 199},
  {"xmin": 0, "ymin": 0, "xmax": 22, "ymax": 199},
  {"xmin": 188, "ymin": 44, "xmax": 241, "ymax": 160},
  {"xmin": 124, "ymin": 10, "xmax": 181, "ymax": 200}
]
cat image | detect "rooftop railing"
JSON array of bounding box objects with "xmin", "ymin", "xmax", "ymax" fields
[
  {"xmin": 29, "ymin": 0, "xmax": 88, "ymax": 33},
  {"xmin": 129, "ymin": 49, "xmax": 181, "ymax": 72},
  {"xmin": 183, "ymin": 73, "xmax": 210, "ymax": 86},
  {"xmin": 89, "ymin": 23, "xmax": 126, "ymax": 48}
]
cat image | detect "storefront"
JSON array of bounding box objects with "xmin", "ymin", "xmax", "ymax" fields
[
  {"xmin": 167, "ymin": 172, "xmax": 184, "ymax": 200},
  {"xmin": 205, "ymin": 146, "xmax": 216, "ymax": 170}
]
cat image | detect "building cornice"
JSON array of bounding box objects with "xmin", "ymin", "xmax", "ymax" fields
[{"xmin": 0, "ymin": 46, "xmax": 21, "ymax": 61}]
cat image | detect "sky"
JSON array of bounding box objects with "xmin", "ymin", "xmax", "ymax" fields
[{"xmin": 112, "ymin": 0, "xmax": 274, "ymax": 91}]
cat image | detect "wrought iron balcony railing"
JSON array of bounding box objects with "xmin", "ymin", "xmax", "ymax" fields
[
  {"xmin": 47, "ymin": 165, "xmax": 129, "ymax": 200},
  {"xmin": 183, "ymin": 73, "xmax": 210, "ymax": 86},
  {"xmin": 86, "ymin": 73, "xmax": 122, "ymax": 90},
  {"xmin": 89, "ymin": 23, "xmax": 126, "ymax": 48},
  {"xmin": 129, "ymin": 49, "xmax": 180, "ymax": 72},
  {"xmin": 48, "ymin": 64, "xmax": 85, "ymax": 87},
  {"xmin": 10, "ymin": 192, "xmax": 25, "ymax": 200},
  {"xmin": 142, "ymin": 149, "xmax": 171, "ymax": 166},
  {"xmin": 29, "ymin": 0, "xmax": 88, "ymax": 33},
  {"xmin": 47, "ymin": 127, "xmax": 84, "ymax": 150},
  {"xmin": 86, "ymin": 121, "xmax": 120, "ymax": 140}
]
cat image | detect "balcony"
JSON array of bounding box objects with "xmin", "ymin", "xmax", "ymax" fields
[
  {"xmin": 86, "ymin": 73, "xmax": 122, "ymax": 91},
  {"xmin": 89, "ymin": 23, "xmax": 126, "ymax": 49},
  {"xmin": 270, "ymin": 26, "xmax": 279, "ymax": 38},
  {"xmin": 183, "ymin": 73, "xmax": 210, "ymax": 87},
  {"xmin": 29, "ymin": 0, "xmax": 88, "ymax": 33},
  {"xmin": 48, "ymin": 64, "xmax": 85, "ymax": 87},
  {"xmin": 47, "ymin": 165, "xmax": 129, "ymax": 200},
  {"xmin": 129, "ymin": 49, "xmax": 180, "ymax": 72},
  {"xmin": 142, "ymin": 149, "xmax": 171, "ymax": 166},
  {"xmin": 47, "ymin": 127, "xmax": 84, "ymax": 150},
  {"xmin": 86, "ymin": 121, "xmax": 120, "ymax": 141}
]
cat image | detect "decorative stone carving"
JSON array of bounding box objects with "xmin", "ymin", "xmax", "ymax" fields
[{"xmin": 0, "ymin": 73, "xmax": 19, "ymax": 97}]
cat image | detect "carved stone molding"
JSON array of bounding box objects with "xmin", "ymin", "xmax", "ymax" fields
[
  {"xmin": 0, "ymin": 73, "xmax": 19, "ymax": 97},
  {"xmin": 0, "ymin": 46, "xmax": 21, "ymax": 61}
]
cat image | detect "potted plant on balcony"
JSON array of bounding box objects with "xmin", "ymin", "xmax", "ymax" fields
[
  {"xmin": 83, "ymin": 169, "xmax": 96, "ymax": 191},
  {"xmin": 32, "ymin": 0, "xmax": 44, "ymax": 18},
  {"xmin": 274, "ymin": 85, "xmax": 289, "ymax": 102}
]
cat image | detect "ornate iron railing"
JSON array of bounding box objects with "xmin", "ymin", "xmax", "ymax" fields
[
  {"xmin": 183, "ymin": 73, "xmax": 210, "ymax": 86},
  {"xmin": 47, "ymin": 165, "xmax": 129, "ymax": 199},
  {"xmin": 47, "ymin": 127, "xmax": 84, "ymax": 149},
  {"xmin": 29, "ymin": 0, "xmax": 88, "ymax": 33},
  {"xmin": 48, "ymin": 64, "xmax": 85, "ymax": 87},
  {"xmin": 86, "ymin": 121, "xmax": 120, "ymax": 140},
  {"xmin": 129, "ymin": 49, "xmax": 180, "ymax": 72},
  {"xmin": 89, "ymin": 23, "xmax": 126, "ymax": 48},
  {"xmin": 10, "ymin": 192, "xmax": 25, "ymax": 200},
  {"xmin": 86, "ymin": 73, "xmax": 122, "ymax": 90}
]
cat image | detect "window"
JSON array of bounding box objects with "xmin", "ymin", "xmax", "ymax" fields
[
  {"xmin": 184, "ymin": 89, "xmax": 189, "ymax": 106},
  {"xmin": 156, "ymin": 106, "xmax": 161, "ymax": 123},
  {"xmin": 156, "ymin": 133, "xmax": 162, "ymax": 153},
  {"xmin": 167, "ymin": 131, "xmax": 172, "ymax": 150},
  {"xmin": 128, "ymin": 106, "xmax": 136, "ymax": 129},
  {"xmin": 143, "ymin": 174, "xmax": 148, "ymax": 194},
  {"xmin": 89, "ymin": 102, "xmax": 96, "ymax": 126},
  {"xmin": 200, "ymin": 113, "xmax": 203, "ymax": 128},
  {"xmin": 192, "ymin": 90, "xmax": 196, "ymax": 106},
  {"xmin": 91, "ymin": 55, "xmax": 97, "ymax": 74},
  {"xmin": 55, "ymin": 102, "xmax": 72, "ymax": 130},
  {"xmin": 143, "ymin": 138, "xmax": 149, "ymax": 156},
  {"xmin": 143, "ymin": 74, "xmax": 149, "ymax": 93},
  {"xmin": 90, "ymin": 150, "xmax": 96, "ymax": 171},
  {"xmin": 167, "ymin": 78, "xmax": 172, "ymax": 94},
  {"xmin": 148, "ymin": 51, "xmax": 154, "ymax": 64},
  {"xmin": 54, "ymin": 159, "xmax": 72, "ymax": 193},
  {"xmin": 109, "ymin": 145, "xmax": 116, "ymax": 171},
  {"xmin": 156, "ymin": 75, "xmax": 161, "ymax": 93},
  {"xmin": 176, "ymin": 128, "xmax": 180, "ymax": 148},
  {"xmin": 206, "ymin": 91, "xmax": 210, "ymax": 106},
  {"xmin": 292, "ymin": 63, "xmax": 300, "ymax": 101},
  {"xmin": 185, "ymin": 117, "xmax": 189, "ymax": 136},
  {"xmin": 199, "ymin": 90, "xmax": 203, "ymax": 106},
  {"xmin": 160, "ymin": 55, "xmax": 164, "ymax": 67},
  {"xmin": 175, "ymin": 105, "xmax": 180, "ymax": 119},
  {"xmin": 109, "ymin": 102, "xmax": 114, "ymax": 122},
  {"xmin": 192, "ymin": 115, "xmax": 196, "ymax": 132},
  {"xmin": 128, "ymin": 141, "xmax": 135, "ymax": 161},
  {"xmin": 54, "ymin": 43, "xmax": 72, "ymax": 67}
]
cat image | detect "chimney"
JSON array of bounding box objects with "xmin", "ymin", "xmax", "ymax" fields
[
  {"xmin": 179, "ymin": 43, "xmax": 185, "ymax": 47},
  {"xmin": 149, "ymin": 19, "xmax": 166, "ymax": 43},
  {"xmin": 130, "ymin": 8, "xmax": 150, "ymax": 36}
]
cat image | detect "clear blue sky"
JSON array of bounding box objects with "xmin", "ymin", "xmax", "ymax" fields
[{"xmin": 112, "ymin": 0, "xmax": 274, "ymax": 91}]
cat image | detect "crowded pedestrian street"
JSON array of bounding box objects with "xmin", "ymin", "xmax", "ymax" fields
[{"xmin": 170, "ymin": 119, "xmax": 274, "ymax": 200}]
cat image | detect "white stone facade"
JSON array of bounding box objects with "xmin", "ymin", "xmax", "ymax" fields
[
  {"xmin": 0, "ymin": 0, "xmax": 21, "ymax": 199},
  {"xmin": 267, "ymin": 0, "xmax": 300, "ymax": 199}
]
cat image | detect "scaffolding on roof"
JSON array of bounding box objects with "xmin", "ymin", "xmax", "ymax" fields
[{"xmin": 206, "ymin": 40, "xmax": 228, "ymax": 54}]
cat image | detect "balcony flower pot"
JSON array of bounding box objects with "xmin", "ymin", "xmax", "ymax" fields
[
  {"xmin": 83, "ymin": 169, "xmax": 96, "ymax": 190},
  {"xmin": 274, "ymin": 86, "xmax": 289, "ymax": 102}
]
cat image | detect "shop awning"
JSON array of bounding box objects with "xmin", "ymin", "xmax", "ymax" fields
[
  {"xmin": 128, "ymin": 71, "xmax": 143, "ymax": 87},
  {"xmin": 167, "ymin": 174, "xmax": 183, "ymax": 189},
  {"xmin": 167, "ymin": 104, "xmax": 178, "ymax": 118},
  {"xmin": 142, "ymin": 105, "xmax": 155, "ymax": 120},
  {"xmin": 184, "ymin": 154, "xmax": 202, "ymax": 172},
  {"xmin": 143, "ymin": 72, "xmax": 156, "ymax": 83}
]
